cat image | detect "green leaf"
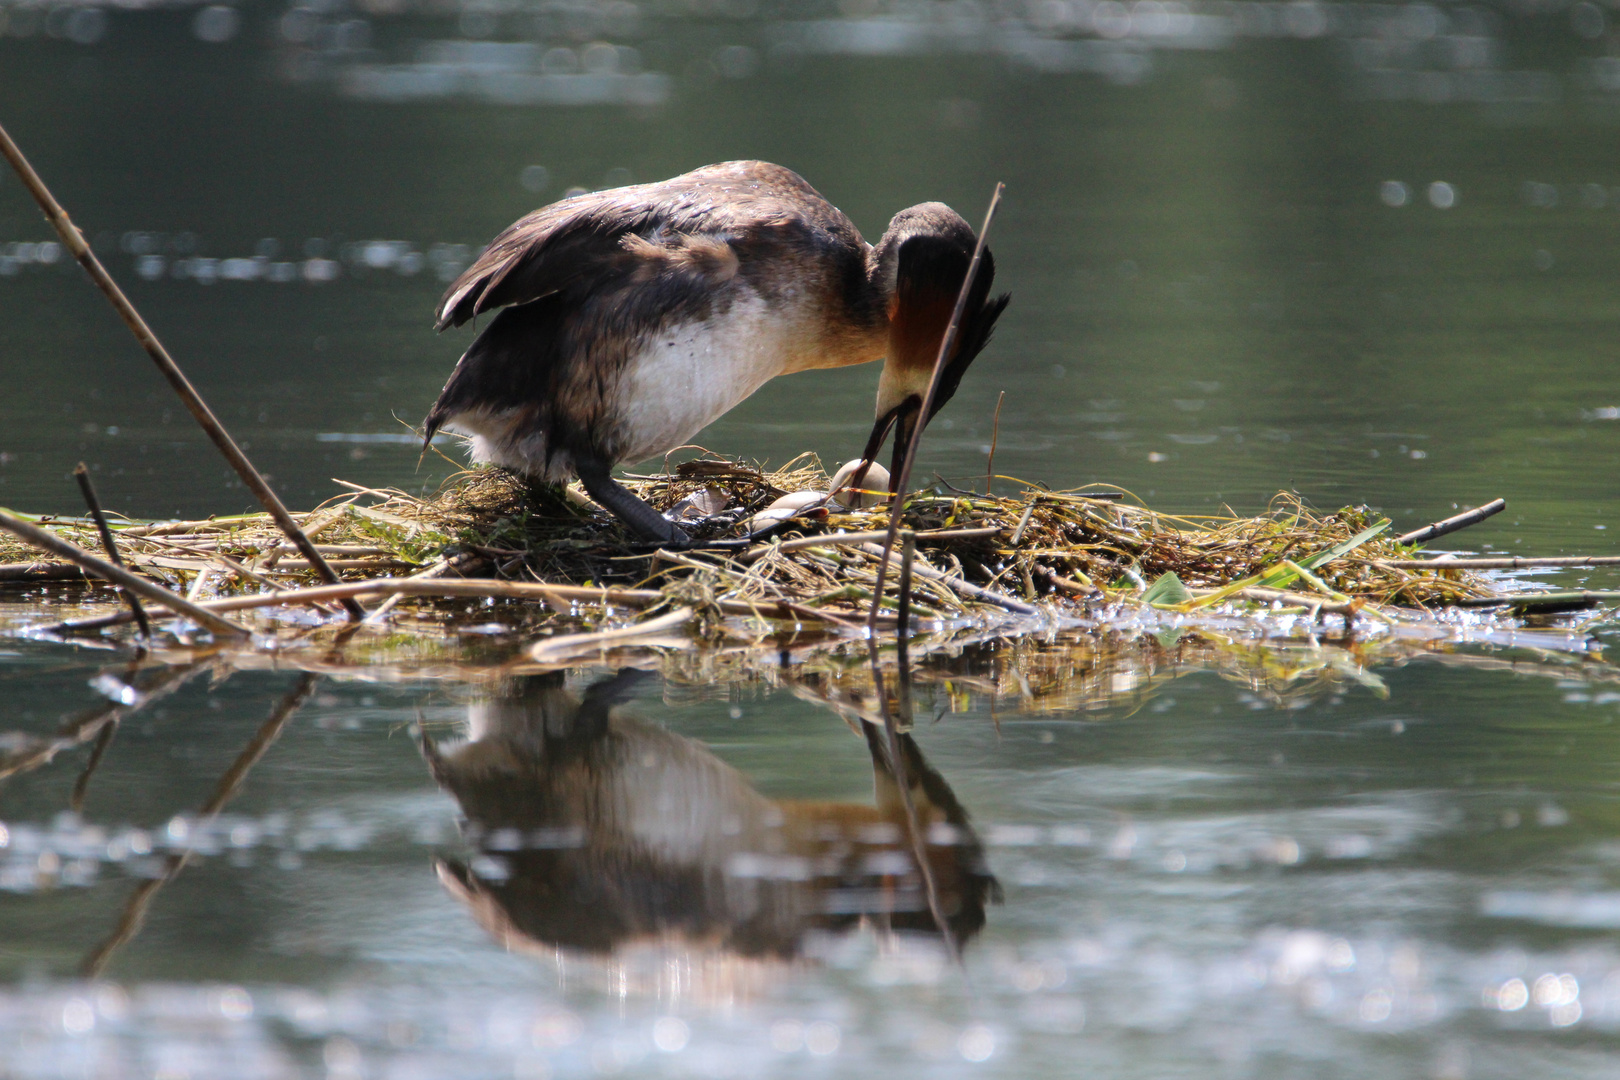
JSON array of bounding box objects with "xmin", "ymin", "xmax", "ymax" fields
[
  {"xmin": 1256, "ymin": 519, "xmax": 1390, "ymax": 590},
  {"xmin": 1143, "ymin": 571, "xmax": 1193, "ymax": 606}
]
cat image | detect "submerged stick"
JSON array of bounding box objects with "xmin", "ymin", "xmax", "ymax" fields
[
  {"xmin": 70, "ymin": 718, "xmax": 118, "ymax": 814},
  {"xmin": 0, "ymin": 510, "xmax": 250, "ymax": 638},
  {"xmin": 528, "ymin": 606, "xmax": 696, "ymax": 662},
  {"xmin": 1377, "ymin": 554, "xmax": 1620, "ymax": 570},
  {"xmin": 43, "ymin": 576, "xmax": 889, "ymax": 632},
  {"xmin": 80, "ymin": 673, "xmax": 316, "ymax": 978},
  {"xmin": 897, "ymin": 531, "xmax": 916, "ymax": 637},
  {"xmin": 0, "ymin": 121, "xmax": 364, "ymax": 620},
  {"xmin": 74, "ymin": 464, "xmax": 151, "ymax": 639},
  {"xmin": 1449, "ymin": 590, "xmax": 1620, "ymax": 610},
  {"xmin": 1396, "ymin": 499, "xmax": 1506, "ymax": 545},
  {"xmin": 868, "ymin": 183, "xmax": 1005, "ymax": 631},
  {"xmin": 0, "ymin": 562, "xmax": 87, "ymax": 582}
]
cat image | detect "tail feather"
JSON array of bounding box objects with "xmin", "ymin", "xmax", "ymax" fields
[{"xmin": 424, "ymin": 301, "xmax": 567, "ymax": 453}]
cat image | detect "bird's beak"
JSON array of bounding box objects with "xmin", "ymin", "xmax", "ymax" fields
[
  {"xmin": 858, "ymin": 394, "xmax": 922, "ymax": 497},
  {"xmin": 888, "ymin": 399, "xmax": 921, "ymax": 492}
]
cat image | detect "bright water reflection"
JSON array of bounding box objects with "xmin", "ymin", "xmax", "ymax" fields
[{"xmin": 2, "ymin": 627, "xmax": 1620, "ymax": 1074}]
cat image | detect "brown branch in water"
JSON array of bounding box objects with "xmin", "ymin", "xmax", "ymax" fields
[
  {"xmin": 897, "ymin": 531, "xmax": 916, "ymax": 638},
  {"xmin": 0, "ymin": 562, "xmax": 88, "ymax": 582},
  {"xmin": 0, "ymin": 121, "xmax": 363, "ymax": 620},
  {"xmin": 41, "ymin": 575, "xmax": 894, "ymax": 633},
  {"xmin": 1396, "ymin": 499, "xmax": 1506, "ymax": 545},
  {"xmin": 1449, "ymin": 590, "xmax": 1620, "ymax": 610},
  {"xmin": 80, "ymin": 673, "xmax": 317, "ymax": 978},
  {"xmin": 869, "ymin": 183, "xmax": 1005, "ymax": 631},
  {"xmin": 69, "ymin": 718, "xmax": 118, "ymax": 814},
  {"xmin": 0, "ymin": 510, "xmax": 251, "ymax": 638},
  {"xmin": 74, "ymin": 464, "xmax": 151, "ymax": 639},
  {"xmin": 1376, "ymin": 554, "xmax": 1620, "ymax": 570}
]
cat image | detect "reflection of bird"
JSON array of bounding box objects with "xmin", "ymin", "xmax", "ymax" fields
[
  {"xmin": 424, "ymin": 161, "xmax": 1009, "ymax": 546},
  {"xmin": 420, "ymin": 672, "xmax": 998, "ymax": 965}
]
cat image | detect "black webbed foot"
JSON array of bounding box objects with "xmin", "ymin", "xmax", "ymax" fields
[{"xmin": 574, "ymin": 456, "xmax": 693, "ymax": 549}]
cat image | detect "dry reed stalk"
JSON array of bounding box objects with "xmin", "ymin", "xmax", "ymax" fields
[
  {"xmin": 528, "ymin": 606, "xmax": 696, "ymax": 662},
  {"xmin": 986, "ymin": 390, "xmax": 1006, "ymax": 496},
  {"xmin": 99, "ymin": 577, "xmax": 889, "ymax": 627},
  {"xmin": 0, "ymin": 122, "xmax": 362, "ymax": 619}
]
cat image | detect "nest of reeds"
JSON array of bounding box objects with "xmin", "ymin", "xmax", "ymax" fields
[{"xmin": 0, "ymin": 453, "xmax": 1498, "ymax": 623}]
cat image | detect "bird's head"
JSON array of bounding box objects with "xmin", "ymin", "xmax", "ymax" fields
[{"xmin": 860, "ymin": 202, "xmax": 1010, "ymax": 491}]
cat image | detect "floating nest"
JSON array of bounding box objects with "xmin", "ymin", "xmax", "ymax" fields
[{"xmin": 0, "ymin": 453, "xmax": 1501, "ymax": 627}]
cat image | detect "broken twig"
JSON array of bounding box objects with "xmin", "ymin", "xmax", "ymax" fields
[
  {"xmin": 73, "ymin": 464, "xmax": 150, "ymax": 639},
  {"xmin": 1397, "ymin": 499, "xmax": 1506, "ymax": 545}
]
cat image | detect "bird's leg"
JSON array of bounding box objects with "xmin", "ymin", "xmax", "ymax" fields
[{"xmin": 574, "ymin": 455, "xmax": 691, "ymax": 548}]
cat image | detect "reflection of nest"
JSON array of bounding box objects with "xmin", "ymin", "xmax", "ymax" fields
[{"xmin": 654, "ymin": 625, "xmax": 1620, "ymax": 721}]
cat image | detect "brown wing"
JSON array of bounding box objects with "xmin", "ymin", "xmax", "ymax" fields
[{"xmin": 434, "ymin": 160, "xmax": 853, "ymax": 330}]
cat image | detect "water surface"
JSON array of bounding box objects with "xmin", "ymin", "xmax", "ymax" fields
[{"xmin": 7, "ymin": 2, "xmax": 1620, "ymax": 1075}]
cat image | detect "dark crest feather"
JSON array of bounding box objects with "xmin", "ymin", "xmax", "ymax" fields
[{"xmin": 929, "ymin": 248, "xmax": 1009, "ymax": 420}]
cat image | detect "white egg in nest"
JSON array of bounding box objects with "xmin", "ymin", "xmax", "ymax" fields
[
  {"xmin": 828, "ymin": 460, "xmax": 891, "ymax": 509},
  {"xmin": 741, "ymin": 490, "xmax": 829, "ymax": 534}
]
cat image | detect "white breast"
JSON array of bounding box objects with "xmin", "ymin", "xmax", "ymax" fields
[{"xmin": 616, "ymin": 290, "xmax": 806, "ymax": 464}]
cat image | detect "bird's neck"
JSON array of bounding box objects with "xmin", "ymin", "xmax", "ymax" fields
[{"xmin": 878, "ymin": 284, "xmax": 954, "ymax": 412}]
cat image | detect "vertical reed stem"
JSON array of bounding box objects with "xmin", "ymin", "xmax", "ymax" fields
[
  {"xmin": 74, "ymin": 463, "xmax": 151, "ymax": 639},
  {"xmin": 986, "ymin": 389, "xmax": 1005, "ymax": 497},
  {"xmin": 897, "ymin": 530, "xmax": 916, "ymax": 639},
  {"xmin": 867, "ymin": 183, "xmax": 1004, "ymax": 631}
]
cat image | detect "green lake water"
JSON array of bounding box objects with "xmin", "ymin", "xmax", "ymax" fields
[{"xmin": 6, "ymin": 1, "xmax": 1620, "ymax": 1076}]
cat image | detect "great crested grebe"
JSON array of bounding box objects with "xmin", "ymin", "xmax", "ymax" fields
[{"xmin": 424, "ymin": 161, "xmax": 1009, "ymax": 546}]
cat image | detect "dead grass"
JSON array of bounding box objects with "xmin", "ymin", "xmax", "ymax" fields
[{"xmin": 0, "ymin": 455, "xmax": 1497, "ymax": 621}]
